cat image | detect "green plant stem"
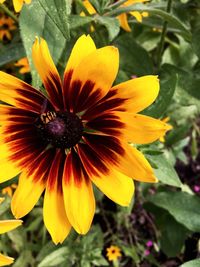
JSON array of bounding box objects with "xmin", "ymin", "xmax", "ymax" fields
[
  {"xmin": 156, "ymin": 0, "xmax": 173, "ymax": 70},
  {"xmin": 0, "ymin": 3, "xmax": 19, "ymax": 23},
  {"xmin": 107, "ymin": 0, "xmax": 127, "ymax": 10}
]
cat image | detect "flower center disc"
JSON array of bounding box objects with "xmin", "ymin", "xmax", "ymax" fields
[{"xmin": 36, "ymin": 111, "xmax": 83, "ymax": 148}]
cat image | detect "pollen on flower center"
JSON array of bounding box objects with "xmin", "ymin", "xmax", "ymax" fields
[{"xmin": 36, "ymin": 111, "xmax": 83, "ymax": 148}]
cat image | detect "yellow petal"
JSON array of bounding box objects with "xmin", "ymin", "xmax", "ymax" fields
[
  {"xmin": 83, "ymin": 134, "xmax": 157, "ymax": 183},
  {"xmin": 77, "ymin": 143, "xmax": 133, "ymax": 206},
  {"xmin": 43, "ymin": 189, "xmax": 71, "ymax": 244},
  {"xmin": 63, "ymin": 152, "xmax": 95, "ymax": 234},
  {"xmin": 32, "ymin": 37, "xmax": 60, "ymax": 85},
  {"xmin": 0, "ymin": 71, "xmax": 47, "ymax": 112},
  {"xmin": 32, "ymin": 37, "xmax": 63, "ymax": 109},
  {"xmin": 142, "ymin": 11, "xmax": 149, "ymax": 17},
  {"xmin": 0, "ymin": 143, "xmax": 20, "ymax": 183},
  {"xmin": 64, "ymin": 34, "xmax": 96, "ymax": 75},
  {"xmin": 0, "ymin": 253, "xmax": 14, "ymax": 266},
  {"xmin": 117, "ymin": 13, "xmax": 131, "ymax": 32},
  {"xmin": 13, "ymin": 0, "xmax": 23, "ymax": 12},
  {"xmin": 114, "ymin": 112, "xmax": 172, "ymax": 144},
  {"xmin": 120, "ymin": 143, "xmax": 157, "ymax": 183},
  {"xmin": 82, "ymin": 0, "xmax": 96, "ymax": 15},
  {"xmin": 111, "ymin": 75, "xmax": 159, "ymax": 113},
  {"xmin": 129, "ymin": 11, "xmax": 143, "ymax": 22},
  {"xmin": 0, "ymin": 220, "xmax": 22, "ymax": 234},
  {"xmin": 70, "ymin": 46, "xmax": 119, "ymax": 112},
  {"xmin": 11, "ymin": 172, "xmax": 45, "ymax": 218},
  {"xmin": 42, "ymin": 150, "xmax": 71, "ymax": 244},
  {"xmin": 91, "ymin": 169, "xmax": 134, "ymax": 206}
]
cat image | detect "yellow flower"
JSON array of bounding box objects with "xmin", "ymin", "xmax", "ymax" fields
[
  {"xmin": 159, "ymin": 117, "xmax": 171, "ymax": 142},
  {"xmin": 2, "ymin": 184, "xmax": 17, "ymax": 197},
  {"xmin": 106, "ymin": 245, "xmax": 122, "ymax": 261},
  {"xmin": 0, "ymin": 35, "xmax": 171, "ymax": 244},
  {"xmin": 0, "ymin": 15, "xmax": 16, "ymax": 41},
  {"xmin": 80, "ymin": 0, "xmax": 96, "ymax": 32},
  {"xmin": 0, "ymin": 198, "xmax": 22, "ymax": 266},
  {"xmin": 81, "ymin": 0, "xmax": 148, "ymax": 32},
  {"xmin": 81, "ymin": 0, "xmax": 96, "ymax": 16},
  {"xmin": 118, "ymin": 0, "xmax": 149, "ymax": 32},
  {"xmin": 0, "ymin": 0, "xmax": 32, "ymax": 12},
  {"xmin": 15, "ymin": 57, "xmax": 30, "ymax": 74}
]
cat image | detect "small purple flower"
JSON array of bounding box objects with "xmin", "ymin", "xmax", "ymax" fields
[
  {"xmin": 146, "ymin": 240, "xmax": 153, "ymax": 247},
  {"xmin": 144, "ymin": 249, "xmax": 150, "ymax": 256},
  {"xmin": 193, "ymin": 185, "xmax": 200, "ymax": 192}
]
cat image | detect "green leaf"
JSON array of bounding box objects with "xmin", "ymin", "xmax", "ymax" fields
[
  {"xmin": 36, "ymin": 242, "xmax": 56, "ymax": 262},
  {"xmin": 145, "ymin": 204, "xmax": 189, "ymax": 257},
  {"xmin": 69, "ymin": 15, "xmax": 93, "ymax": 29},
  {"xmin": 166, "ymin": 125, "xmax": 191, "ymax": 146},
  {"xmin": 38, "ymin": 247, "xmax": 69, "ymax": 267},
  {"xmin": 96, "ymin": 16, "xmax": 120, "ymax": 41},
  {"xmin": 20, "ymin": 0, "xmax": 71, "ymax": 87},
  {"xmin": 159, "ymin": 212, "xmax": 188, "ymax": 257},
  {"xmin": 143, "ymin": 74, "xmax": 177, "ymax": 118},
  {"xmin": 12, "ymin": 251, "xmax": 34, "ymax": 267},
  {"xmin": 121, "ymin": 245, "xmax": 140, "ymax": 264},
  {"xmin": 37, "ymin": 0, "xmax": 71, "ymax": 38},
  {"xmin": 0, "ymin": 42, "xmax": 25, "ymax": 67},
  {"xmin": 0, "ymin": 197, "xmax": 11, "ymax": 216},
  {"xmin": 163, "ymin": 36, "xmax": 198, "ymax": 70},
  {"xmin": 114, "ymin": 33, "xmax": 153, "ymax": 76},
  {"xmin": 145, "ymin": 153, "xmax": 182, "ymax": 187},
  {"xmin": 181, "ymin": 259, "xmax": 200, "ymax": 267},
  {"xmin": 7, "ymin": 228, "xmax": 25, "ymax": 252},
  {"xmin": 192, "ymin": 28, "xmax": 200, "ymax": 59},
  {"xmin": 148, "ymin": 192, "xmax": 200, "ymax": 232}
]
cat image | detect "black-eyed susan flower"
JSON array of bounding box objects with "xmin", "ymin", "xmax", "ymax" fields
[
  {"xmin": 0, "ymin": 198, "xmax": 22, "ymax": 266},
  {"xmin": 0, "ymin": 0, "xmax": 31, "ymax": 12},
  {"xmin": 15, "ymin": 57, "xmax": 30, "ymax": 74},
  {"xmin": 0, "ymin": 35, "xmax": 171, "ymax": 244},
  {"xmin": 0, "ymin": 15, "xmax": 16, "ymax": 41},
  {"xmin": 106, "ymin": 245, "xmax": 122, "ymax": 261},
  {"xmin": 117, "ymin": 0, "xmax": 149, "ymax": 32}
]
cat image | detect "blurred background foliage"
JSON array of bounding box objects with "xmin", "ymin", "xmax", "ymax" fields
[{"xmin": 0, "ymin": 0, "xmax": 200, "ymax": 266}]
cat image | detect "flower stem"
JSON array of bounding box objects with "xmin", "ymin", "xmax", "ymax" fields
[
  {"xmin": 113, "ymin": 260, "xmax": 119, "ymax": 267},
  {"xmin": 0, "ymin": 4, "xmax": 19, "ymax": 23},
  {"xmin": 107, "ymin": 0, "xmax": 127, "ymax": 10},
  {"xmin": 156, "ymin": 0, "xmax": 173, "ymax": 71}
]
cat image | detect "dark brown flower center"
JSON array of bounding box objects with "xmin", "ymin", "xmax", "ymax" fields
[{"xmin": 36, "ymin": 111, "xmax": 83, "ymax": 148}]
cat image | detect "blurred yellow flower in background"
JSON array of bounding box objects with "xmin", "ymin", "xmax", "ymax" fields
[
  {"xmin": 81, "ymin": 0, "xmax": 148, "ymax": 32},
  {"xmin": 0, "ymin": 15, "xmax": 16, "ymax": 41},
  {"xmin": 81, "ymin": 0, "xmax": 96, "ymax": 16},
  {"xmin": 106, "ymin": 245, "xmax": 122, "ymax": 261},
  {"xmin": 0, "ymin": 0, "xmax": 32, "ymax": 12},
  {"xmin": 80, "ymin": 0, "xmax": 96, "ymax": 32},
  {"xmin": 118, "ymin": 0, "xmax": 149, "ymax": 32},
  {"xmin": 2, "ymin": 184, "xmax": 17, "ymax": 197},
  {"xmin": 0, "ymin": 198, "xmax": 22, "ymax": 266},
  {"xmin": 15, "ymin": 57, "xmax": 30, "ymax": 74}
]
